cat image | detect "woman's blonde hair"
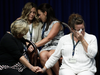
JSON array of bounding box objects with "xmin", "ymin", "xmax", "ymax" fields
[
  {"xmin": 10, "ymin": 19, "xmax": 29, "ymax": 37},
  {"xmin": 20, "ymin": 2, "xmax": 39, "ymax": 27}
]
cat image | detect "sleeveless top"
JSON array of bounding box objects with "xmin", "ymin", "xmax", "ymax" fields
[{"xmin": 40, "ymin": 21, "xmax": 64, "ymax": 52}]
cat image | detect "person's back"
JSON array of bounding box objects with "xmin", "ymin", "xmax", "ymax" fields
[{"xmin": 0, "ymin": 33, "xmax": 22, "ymax": 65}]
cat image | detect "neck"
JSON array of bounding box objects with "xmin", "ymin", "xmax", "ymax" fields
[
  {"xmin": 28, "ymin": 20, "xmax": 33, "ymax": 24},
  {"xmin": 74, "ymin": 36, "xmax": 78, "ymax": 42},
  {"xmin": 29, "ymin": 22, "xmax": 32, "ymax": 25}
]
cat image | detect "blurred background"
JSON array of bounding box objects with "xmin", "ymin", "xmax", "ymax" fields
[{"xmin": 0, "ymin": 0, "xmax": 99, "ymax": 75}]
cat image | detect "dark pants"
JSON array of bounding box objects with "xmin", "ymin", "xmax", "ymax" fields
[{"xmin": 0, "ymin": 68, "xmax": 37, "ymax": 75}]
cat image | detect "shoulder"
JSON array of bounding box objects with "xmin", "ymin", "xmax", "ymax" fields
[
  {"xmin": 59, "ymin": 34, "xmax": 70, "ymax": 42},
  {"xmin": 52, "ymin": 21, "xmax": 60, "ymax": 25},
  {"xmin": 34, "ymin": 22, "xmax": 43, "ymax": 28},
  {"xmin": 85, "ymin": 32, "xmax": 97, "ymax": 39},
  {"xmin": 0, "ymin": 33, "xmax": 15, "ymax": 45},
  {"xmin": 50, "ymin": 21, "xmax": 60, "ymax": 27},
  {"xmin": 2, "ymin": 33, "xmax": 13, "ymax": 40},
  {"xmin": 38, "ymin": 22, "xmax": 43, "ymax": 27}
]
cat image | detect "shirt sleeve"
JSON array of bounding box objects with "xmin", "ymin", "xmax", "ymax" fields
[
  {"xmin": 45, "ymin": 37, "xmax": 63, "ymax": 69},
  {"xmin": 86, "ymin": 35, "xmax": 98, "ymax": 58},
  {"xmin": 36, "ymin": 22, "xmax": 42, "ymax": 43}
]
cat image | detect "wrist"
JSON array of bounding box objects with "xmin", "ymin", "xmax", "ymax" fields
[
  {"xmin": 81, "ymin": 38, "xmax": 85, "ymax": 42},
  {"xmin": 29, "ymin": 65, "xmax": 33, "ymax": 70},
  {"xmin": 35, "ymin": 45, "xmax": 38, "ymax": 49},
  {"xmin": 35, "ymin": 43, "xmax": 38, "ymax": 48},
  {"xmin": 42, "ymin": 67, "xmax": 46, "ymax": 73},
  {"xmin": 81, "ymin": 39, "xmax": 86, "ymax": 44}
]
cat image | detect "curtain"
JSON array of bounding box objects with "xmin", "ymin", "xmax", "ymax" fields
[{"xmin": 0, "ymin": 0, "xmax": 99, "ymax": 38}]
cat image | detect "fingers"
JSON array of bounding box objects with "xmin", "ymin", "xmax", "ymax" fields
[
  {"xmin": 34, "ymin": 67, "xmax": 43, "ymax": 73},
  {"xmin": 36, "ymin": 69, "xmax": 43, "ymax": 73},
  {"xmin": 72, "ymin": 30, "xmax": 83, "ymax": 41},
  {"xmin": 76, "ymin": 33, "xmax": 83, "ymax": 41}
]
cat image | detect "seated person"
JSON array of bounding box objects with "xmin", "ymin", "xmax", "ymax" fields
[
  {"xmin": 36, "ymin": 13, "xmax": 98, "ymax": 75},
  {"xmin": 0, "ymin": 19, "xmax": 41, "ymax": 75},
  {"xmin": 35, "ymin": 3, "xmax": 64, "ymax": 75}
]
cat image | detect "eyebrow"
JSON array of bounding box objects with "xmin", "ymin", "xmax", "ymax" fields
[{"xmin": 75, "ymin": 28, "xmax": 85, "ymax": 31}]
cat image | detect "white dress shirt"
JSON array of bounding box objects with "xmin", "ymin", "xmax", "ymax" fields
[{"xmin": 45, "ymin": 32, "xmax": 98, "ymax": 74}]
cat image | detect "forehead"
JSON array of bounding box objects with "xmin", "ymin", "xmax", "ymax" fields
[
  {"xmin": 31, "ymin": 7, "xmax": 36, "ymax": 11},
  {"xmin": 38, "ymin": 10, "xmax": 43, "ymax": 13},
  {"xmin": 75, "ymin": 23, "xmax": 84, "ymax": 29}
]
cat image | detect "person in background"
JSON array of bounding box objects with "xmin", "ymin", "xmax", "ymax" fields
[
  {"xmin": 36, "ymin": 13, "xmax": 98, "ymax": 75},
  {"xmin": 17, "ymin": 2, "xmax": 42, "ymax": 44},
  {"xmin": 35, "ymin": 3, "xmax": 64, "ymax": 75},
  {"xmin": 0, "ymin": 19, "xmax": 41, "ymax": 75},
  {"xmin": 17, "ymin": 2, "xmax": 43, "ymax": 65}
]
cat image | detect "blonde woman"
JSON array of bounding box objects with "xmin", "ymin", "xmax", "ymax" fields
[
  {"xmin": 17, "ymin": 2, "xmax": 43, "ymax": 64},
  {"xmin": 19, "ymin": 2, "xmax": 42, "ymax": 43},
  {"xmin": 0, "ymin": 19, "xmax": 40, "ymax": 75}
]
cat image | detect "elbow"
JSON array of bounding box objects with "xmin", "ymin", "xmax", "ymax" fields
[
  {"xmin": 86, "ymin": 45, "xmax": 98, "ymax": 58},
  {"xmin": 86, "ymin": 49, "xmax": 98, "ymax": 58}
]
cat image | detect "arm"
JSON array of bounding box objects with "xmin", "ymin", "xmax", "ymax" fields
[
  {"xmin": 81, "ymin": 38, "xmax": 88, "ymax": 52},
  {"xmin": 36, "ymin": 22, "xmax": 62, "ymax": 47},
  {"xmin": 85, "ymin": 35, "xmax": 98, "ymax": 58},
  {"xmin": 74, "ymin": 31, "xmax": 98, "ymax": 58},
  {"xmin": 73, "ymin": 31, "xmax": 88, "ymax": 53},
  {"xmin": 36, "ymin": 66, "xmax": 47, "ymax": 73},
  {"xmin": 19, "ymin": 56, "xmax": 40, "ymax": 72},
  {"xmin": 36, "ymin": 37, "xmax": 63, "ymax": 73}
]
